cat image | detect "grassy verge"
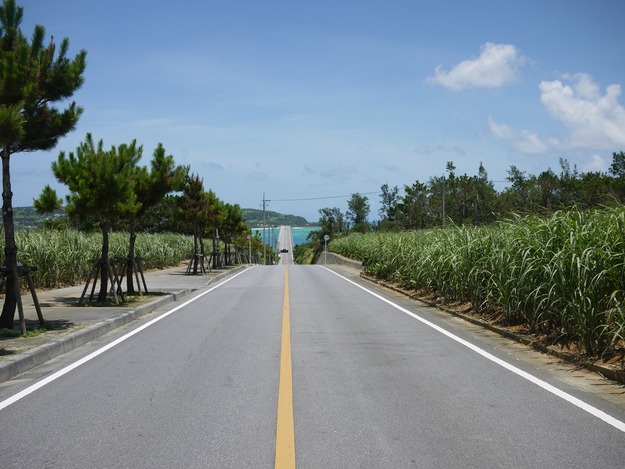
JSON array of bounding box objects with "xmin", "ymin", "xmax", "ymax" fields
[
  {"xmin": 0, "ymin": 229, "xmax": 193, "ymax": 289},
  {"xmin": 330, "ymin": 206, "xmax": 625, "ymax": 358}
]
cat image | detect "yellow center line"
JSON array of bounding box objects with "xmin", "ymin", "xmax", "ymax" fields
[{"xmin": 275, "ymin": 264, "xmax": 296, "ymax": 468}]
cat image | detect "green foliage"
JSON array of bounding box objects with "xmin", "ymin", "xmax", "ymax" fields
[
  {"xmin": 0, "ymin": 228, "xmax": 193, "ymax": 288},
  {"xmin": 51, "ymin": 134, "xmax": 144, "ymax": 301},
  {"xmin": 52, "ymin": 134, "xmax": 142, "ymax": 224},
  {"xmin": 375, "ymin": 156, "xmax": 625, "ymax": 230},
  {"xmin": 176, "ymin": 173, "xmax": 207, "ymax": 234},
  {"xmin": 317, "ymin": 207, "xmax": 345, "ymax": 238},
  {"xmin": 304, "ymin": 207, "xmax": 347, "ymax": 262},
  {"xmin": 0, "ymin": 0, "xmax": 86, "ymax": 326},
  {"xmin": 133, "ymin": 143, "xmax": 188, "ymax": 221},
  {"xmin": 293, "ymin": 242, "xmax": 315, "ymax": 264},
  {"xmin": 123, "ymin": 143, "xmax": 187, "ymax": 291},
  {"xmin": 330, "ymin": 205, "xmax": 625, "ymax": 356},
  {"xmin": 378, "ymin": 183, "xmax": 399, "ymax": 228},
  {"xmin": 0, "ymin": 0, "xmax": 86, "ymax": 153},
  {"xmin": 346, "ymin": 193, "xmax": 370, "ymax": 233},
  {"xmin": 34, "ymin": 184, "xmax": 62, "ymax": 214},
  {"xmin": 222, "ymin": 203, "xmax": 248, "ymax": 261}
]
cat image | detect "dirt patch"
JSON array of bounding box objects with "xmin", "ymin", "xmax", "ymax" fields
[{"xmin": 0, "ymin": 321, "xmax": 87, "ymax": 359}]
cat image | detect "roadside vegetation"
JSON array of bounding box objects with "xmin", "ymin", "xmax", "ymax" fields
[
  {"xmin": 1, "ymin": 230, "xmax": 193, "ymax": 289},
  {"xmin": 294, "ymin": 154, "xmax": 625, "ymax": 361},
  {"xmin": 329, "ymin": 206, "xmax": 625, "ymax": 358}
]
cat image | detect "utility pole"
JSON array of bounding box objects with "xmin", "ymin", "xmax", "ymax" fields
[
  {"xmin": 269, "ymin": 223, "xmax": 273, "ymax": 265},
  {"xmin": 262, "ymin": 193, "xmax": 266, "ymax": 264},
  {"xmin": 442, "ymin": 176, "xmax": 446, "ymax": 228}
]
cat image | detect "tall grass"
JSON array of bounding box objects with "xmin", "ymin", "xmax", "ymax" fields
[
  {"xmin": 330, "ymin": 206, "xmax": 625, "ymax": 356},
  {"xmin": 0, "ymin": 229, "xmax": 193, "ymax": 289}
]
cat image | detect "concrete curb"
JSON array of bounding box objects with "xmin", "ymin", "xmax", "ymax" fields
[
  {"xmin": 360, "ymin": 273, "xmax": 625, "ymax": 385},
  {"xmin": 0, "ymin": 266, "xmax": 247, "ymax": 383},
  {"xmin": 318, "ymin": 252, "xmax": 364, "ymax": 270},
  {"xmin": 0, "ymin": 290, "xmax": 183, "ymax": 383}
]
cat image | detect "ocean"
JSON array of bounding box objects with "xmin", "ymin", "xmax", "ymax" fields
[{"xmin": 252, "ymin": 226, "xmax": 319, "ymax": 247}]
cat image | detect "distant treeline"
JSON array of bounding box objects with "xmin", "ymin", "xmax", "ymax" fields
[
  {"xmin": 376, "ymin": 153, "xmax": 625, "ymax": 230},
  {"xmin": 295, "ymin": 152, "xmax": 625, "ymax": 264}
]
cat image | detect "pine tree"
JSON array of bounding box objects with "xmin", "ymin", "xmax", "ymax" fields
[
  {"xmin": 220, "ymin": 203, "xmax": 245, "ymax": 265},
  {"xmin": 52, "ymin": 134, "xmax": 141, "ymax": 302},
  {"xmin": 178, "ymin": 173, "xmax": 209, "ymax": 274},
  {"xmin": 0, "ymin": 0, "xmax": 86, "ymax": 327},
  {"xmin": 125, "ymin": 144, "xmax": 187, "ymax": 292}
]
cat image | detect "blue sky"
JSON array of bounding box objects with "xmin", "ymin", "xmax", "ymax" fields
[{"xmin": 13, "ymin": 0, "xmax": 625, "ymax": 222}]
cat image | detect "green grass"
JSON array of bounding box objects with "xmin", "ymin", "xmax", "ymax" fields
[
  {"xmin": 0, "ymin": 229, "xmax": 194, "ymax": 289},
  {"xmin": 330, "ymin": 206, "xmax": 625, "ymax": 357},
  {"xmin": 0, "ymin": 327, "xmax": 49, "ymax": 338}
]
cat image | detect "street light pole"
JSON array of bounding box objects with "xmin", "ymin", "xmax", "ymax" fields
[
  {"xmin": 324, "ymin": 234, "xmax": 330, "ymax": 264},
  {"xmin": 247, "ymin": 234, "xmax": 252, "ymax": 264}
]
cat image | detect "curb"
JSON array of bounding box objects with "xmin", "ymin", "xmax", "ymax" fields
[
  {"xmin": 318, "ymin": 252, "xmax": 364, "ymax": 270},
  {"xmin": 360, "ymin": 273, "xmax": 625, "ymax": 385},
  {"xmin": 0, "ymin": 266, "xmax": 247, "ymax": 383},
  {"xmin": 0, "ymin": 290, "xmax": 183, "ymax": 383}
]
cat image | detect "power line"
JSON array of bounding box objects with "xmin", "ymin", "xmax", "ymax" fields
[{"xmin": 268, "ymin": 191, "xmax": 380, "ymax": 202}]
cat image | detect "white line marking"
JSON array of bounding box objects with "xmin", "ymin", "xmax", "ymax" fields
[
  {"xmin": 0, "ymin": 267, "xmax": 254, "ymax": 412},
  {"xmin": 321, "ymin": 266, "xmax": 625, "ymax": 433}
]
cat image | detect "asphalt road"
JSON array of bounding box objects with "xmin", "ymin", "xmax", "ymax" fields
[
  {"xmin": 1, "ymin": 230, "xmax": 625, "ymax": 467},
  {"xmin": 277, "ymin": 225, "xmax": 294, "ymax": 265}
]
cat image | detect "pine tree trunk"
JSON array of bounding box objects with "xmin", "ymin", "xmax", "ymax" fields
[
  {"xmin": 198, "ymin": 225, "xmax": 206, "ymax": 274},
  {"xmin": 126, "ymin": 223, "xmax": 136, "ymax": 294},
  {"xmin": 212, "ymin": 236, "xmax": 217, "ymax": 269},
  {"xmin": 0, "ymin": 146, "xmax": 18, "ymax": 329},
  {"xmin": 97, "ymin": 222, "xmax": 110, "ymax": 303},
  {"xmin": 192, "ymin": 223, "xmax": 199, "ymax": 274}
]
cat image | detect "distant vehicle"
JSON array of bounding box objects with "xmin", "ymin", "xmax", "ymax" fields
[{"xmin": 280, "ymin": 248, "xmax": 288, "ymax": 253}]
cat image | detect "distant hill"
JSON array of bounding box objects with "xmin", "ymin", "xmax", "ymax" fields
[
  {"xmin": 11, "ymin": 206, "xmax": 312, "ymax": 230},
  {"xmin": 242, "ymin": 208, "xmax": 311, "ymax": 228},
  {"xmin": 13, "ymin": 206, "xmax": 65, "ymax": 230}
]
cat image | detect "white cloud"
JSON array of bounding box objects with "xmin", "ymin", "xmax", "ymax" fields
[
  {"xmin": 583, "ymin": 154, "xmax": 606, "ymax": 172},
  {"xmin": 379, "ymin": 163, "xmax": 400, "ymax": 173},
  {"xmin": 490, "ymin": 74, "xmax": 625, "ymax": 157},
  {"xmin": 426, "ymin": 43, "xmax": 526, "ymax": 91},
  {"xmin": 201, "ymin": 161, "xmax": 225, "ymax": 171},
  {"xmin": 244, "ymin": 171, "xmax": 269, "ymax": 182},
  {"xmin": 539, "ymin": 73, "xmax": 625, "ymax": 149},
  {"xmin": 415, "ymin": 144, "xmax": 467, "ymax": 156},
  {"xmin": 319, "ymin": 165, "xmax": 374, "ymax": 184},
  {"xmin": 488, "ymin": 116, "xmax": 548, "ymax": 154}
]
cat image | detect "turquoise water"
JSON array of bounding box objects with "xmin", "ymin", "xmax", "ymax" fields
[
  {"xmin": 252, "ymin": 226, "xmax": 319, "ymax": 247},
  {"xmin": 291, "ymin": 226, "xmax": 319, "ymax": 245}
]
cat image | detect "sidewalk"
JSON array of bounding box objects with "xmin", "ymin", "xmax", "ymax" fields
[{"xmin": 0, "ymin": 262, "xmax": 248, "ymax": 383}]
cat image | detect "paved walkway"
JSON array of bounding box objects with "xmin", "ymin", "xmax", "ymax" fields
[{"xmin": 0, "ymin": 262, "xmax": 249, "ymax": 382}]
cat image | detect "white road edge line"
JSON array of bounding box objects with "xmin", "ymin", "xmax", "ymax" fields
[
  {"xmin": 321, "ymin": 266, "xmax": 625, "ymax": 434},
  {"xmin": 0, "ymin": 267, "xmax": 254, "ymax": 412}
]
